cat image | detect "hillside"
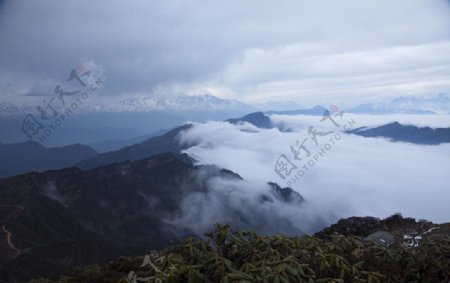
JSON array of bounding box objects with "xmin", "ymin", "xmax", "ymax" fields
[
  {"xmin": 31, "ymin": 215, "xmax": 450, "ymax": 282},
  {"xmin": 0, "ymin": 153, "xmax": 302, "ymax": 282},
  {"xmin": 75, "ymin": 125, "xmax": 193, "ymax": 170},
  {"xmin": 0, "ymin": 141, "xmax": 98, "ymax": 178},
  {"xmin": 347, "ymin": 122, "xmax": 450, "ymax": 145},
  {"xmin": 76, "ymin": 111, "xmax": 275, "ymax": 170}
]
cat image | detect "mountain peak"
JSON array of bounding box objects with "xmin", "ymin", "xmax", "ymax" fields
[
  {"xmin": 348, "ymin": 93, "xmax": 449, "ymax": 114},
  {"xmin": 0, "ymin": 94, "xmax": 254, "ymax": 115},
  {"xmin": 227, "ymin": 111, "xmax": 273, "ymax": 129},
  {"xmin": 347, "ymin": 122, "xmax": 450, "ymax": 145},
  {"xmin": 83, "ymin": 94, "xmax": 253, "ymax": 113}
]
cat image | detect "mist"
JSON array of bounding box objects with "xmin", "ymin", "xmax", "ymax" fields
[
  {"xmin": 175, "ymin": 114, "xmax": 450, "ymax": 235},
  {"xmin": 166, "ymin": 174, "xmax": 331, "ymax": 236}
]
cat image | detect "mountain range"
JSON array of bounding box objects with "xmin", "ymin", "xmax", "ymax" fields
[
  {"xmin": 0, "ymin": 112, "xmax": 276, "ymax": 178},
  {"xmin": 0, "ymin": 94, "xmax": 254, "ymax": 116},
  {"xmin": 265, "ymin": 105, "xmax": 328, "ymax": 116},
  {"xmin": 0, "ymin": 153, "xmax": 303, "ymax": 281},
  {"xmin": 2, "ymin": 111, "xmax": 450, "ymax": 180},
  {"xmin": 87, "ymin": 129, "xmax": 167, "ymax": 153},
  {"xmin": 0, "ymin": 103, "xmax": 32, "ymax": 117},
  {"xmin": 227, "ymin": 111, "xmax": 274, "ymax": 128},
  {"xmin": 82, "ymin": 94, "xmax": 254, "ymax": 113},
  {"xmin": 75, "ymin": 124, "xmax": 193, "ymax": 170},
  {"xmin": 347, "ymin": 93, "xmax": 450, "ymax": 114},
  {"xmin": 0, "ymin": 141, "xmax": 98, "ymax": 179},
  {"xmin": 347, "ymin": 122, "xmax": 450, "ymax": 145},
  {"xmin": 3, "ymin": 93, "xmax": 449, "ymax": 117},
  {"xmin": 75, "ymin": 111, "xmax": 277, "ymax": 170},
  {"xmin": 1, "ymin": 108, "xmax": 450, "ymax": 281}
]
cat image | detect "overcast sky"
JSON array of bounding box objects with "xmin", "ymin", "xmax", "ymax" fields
[{"xmin": 1, "ymin": 0, "xmax": 450, "ymax": 106}]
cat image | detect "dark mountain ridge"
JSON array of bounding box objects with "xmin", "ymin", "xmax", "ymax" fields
[
  {"xmin": 0, "ymin": 141, "xmax": 98, "ymax": 179},
  {"xmin": 227, "ymin": 111, "xmax": 273, "ymax": 128},
  {"xmin": 347, "ymin": 122, "xmax": 450, "ymax": 145},
  {"xmin": 0, "ymin": 111, "xmax": 277, "ymax": 179},
  {"xmin": 0, "ymin": 152, "xmax": 302, "ymax": 281},
  {"xmin": 76, "ymin": 111, "xmax": 276, "ymax": 171},
  {"xmin": 75, "ymin": 124, "xmax": 194, "ymax": 170}
]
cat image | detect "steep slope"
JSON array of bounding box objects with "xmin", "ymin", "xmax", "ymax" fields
[
  {"xmin": 226, "ymin": 111, "xmax": 273, "ymax": 129},
  {"xmin": 0, "ymin": 179, "xmax": 121, "ymax": 281},
  {"xmin": 76, "ymin": 125, "xmax": 193, "ymax": 170},
  {"xmin": 347, "ymin": 122, "xmax": 450, "ymax": 144},
  {"xmin": 76, "ymin": 112, "xmax": 277, "ymax": 170},
  {"xmin": 33, "ymin": 215, "xmax": 450, "ymax": 283},
  {"xmin": 0, "ymin": 153, "xmax": 303, "ymax": 281},
  {"xmin": 87, "ymin": 130, "xmax": 167, "ymax": 153},
  {"xmin": 0, "ymin": 141, "xmax": 98, "ymax": 178}
]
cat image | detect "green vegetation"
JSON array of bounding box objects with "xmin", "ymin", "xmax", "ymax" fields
[{"xmin": 30, "ymin": 223, "xmax": 450, "ymax": 283}]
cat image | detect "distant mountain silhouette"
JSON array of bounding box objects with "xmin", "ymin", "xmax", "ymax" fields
[
  {"xmin": 76, "ymin": 124, "xmax": 193, "ymax": 170},
  {"xmin": 347, "ymin": 104, "xmax": 435, "ymax": 114},
  {"xmin": 347, "ymin": 94, "xmax": 449, "ymax": 114},
  {"xmin": 227, "ymin": 111, "xmax": 273, "ymax": 128},
  {"xmin": 0, "ymin": 141, "xmax": 98, "ymax": 178},
  {"xmin": 88, "ymin": 129, "xmax": 167, "ymax": 152},
  {"xmin": 265, "ymin": 105, "xmax": 328, "ymax": 116},
  {"xmin": 347, "ymin": 122, "xmax": 450, "ymax": 144},
  {"xmin": 0, "ymin": 153, "xmax": 303, "ymax": 281},
  {"xmin": 78, "ymin": 112, "xmax": 277, "ymax": 170}
]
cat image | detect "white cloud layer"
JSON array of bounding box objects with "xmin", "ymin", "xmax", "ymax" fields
[{"xmin": 179, "ymin": 114, "xmax": 450, "ymax": 231}]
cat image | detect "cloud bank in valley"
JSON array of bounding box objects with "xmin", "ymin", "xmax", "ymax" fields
[
  {"xmin": 176, "ymin": 115, "xmax": 450, "ymax": 235},
  {"xmin": 167, "ymin": 175, "xmax": 329, "ymax": 236},
  {"xmin": 270, "ymin": 113, "xmax": 450, "ymax": 131}
]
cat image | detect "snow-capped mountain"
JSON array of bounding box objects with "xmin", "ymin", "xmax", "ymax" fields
[
  {"xmin": 0, "ymin": 102, "xmax": 22, "ymax": 116},
  {"xmin": 389, "ymin": 93, "xmax": 450, "ymax": 113},
  {"xmin": 254, "ymin": 100, "xmax": 304, "ymax": 111},
  {"xmin": 0, "ymin": 94, "xmax": 254, "ymax": 115},
  {"xmin": 81, "ymin": 94, "xmax": 253, "ymax": 112},
  {"xmin": 348, "ymin": 93, "xmax": 450, "ymax": 114},
  {"xmin": 0, "ymin": 102, "xmax": 36, "ymax": 116}
]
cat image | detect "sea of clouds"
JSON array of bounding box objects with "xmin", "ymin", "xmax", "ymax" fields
[{"xmin": 176, "ymin": 114, "xmax": 450, "ymax": 235}]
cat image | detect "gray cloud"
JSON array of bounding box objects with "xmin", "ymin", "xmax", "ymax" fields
[{"xmin": 0, "ymin": 0, "xmax": 450, "ymax": 105}]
